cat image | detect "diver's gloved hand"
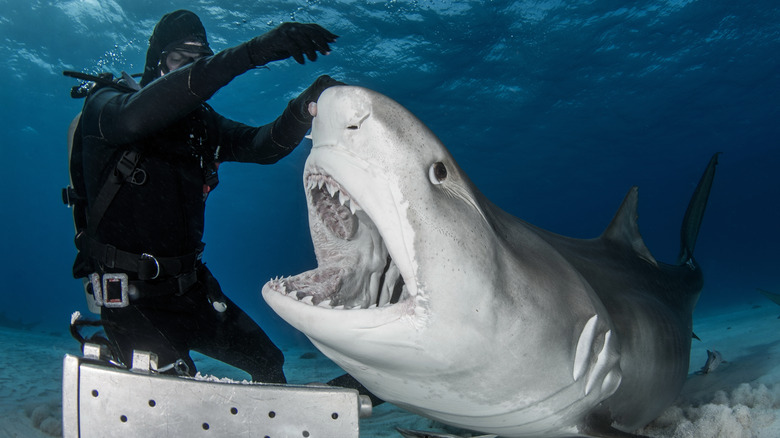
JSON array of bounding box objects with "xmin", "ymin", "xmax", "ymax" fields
[
  {"xmin": 247, "ymin": 23, "xmax": 338, "ymax": 66},
  {"xmin": 290, "ymin": 75, "xmax": 346, "ymax": 122}
]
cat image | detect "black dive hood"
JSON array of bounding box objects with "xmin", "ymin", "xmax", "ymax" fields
[{"xmin": 140, "ymin": 10, "xmax": 212, "ymax": 87}]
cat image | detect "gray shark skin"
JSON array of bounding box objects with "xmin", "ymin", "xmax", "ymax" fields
[{"xmin": 262, "ymin": 86, "xmax": 718, "ymax": 438}]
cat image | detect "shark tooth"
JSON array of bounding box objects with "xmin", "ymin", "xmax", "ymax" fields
[{"xmin": 327, "ymin": 182, "xmax": 338, "ymax": 197}]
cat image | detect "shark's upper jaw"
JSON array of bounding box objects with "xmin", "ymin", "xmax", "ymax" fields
[{"xmin": 264, "ymin": 167, "xmax": 413, "ymax": 314}]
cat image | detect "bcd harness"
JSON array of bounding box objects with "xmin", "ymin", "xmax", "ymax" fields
[{"xmin": 62, "ymin": 70, "xmax": 217, "ymax": 308}]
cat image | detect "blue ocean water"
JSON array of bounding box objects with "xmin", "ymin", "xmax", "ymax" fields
[{"xmin": 0, "ymin": 0, "xmax": 778, "ymax": 364}]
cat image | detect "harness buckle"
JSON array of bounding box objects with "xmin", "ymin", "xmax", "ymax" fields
[
  {"xmin": 140, "ymin": 253, "xmax": 161, "ymax": 280},
  {"xmin": 114, "ymin": 151, "xmax": 139, "ymax": 180},
  {"xmin": 101, "ymin": 273, "xmax": 129, "ymax": 308},
  {"xmin": 62, "ymin": 186, "xmax": 82, "ymax": 207}
]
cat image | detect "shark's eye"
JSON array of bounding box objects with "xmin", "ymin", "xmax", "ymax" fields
[{"xmin": 429, "ymin": 162, "xmax": 447, "ymax": 185}]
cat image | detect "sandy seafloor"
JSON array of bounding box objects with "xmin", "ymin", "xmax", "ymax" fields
[{"xmin": 2, "ymin": 302, "xmax": 780, "ymax": 438}]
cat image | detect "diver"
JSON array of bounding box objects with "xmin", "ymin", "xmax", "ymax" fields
[{"xmin": 69, "ymin": 9, "xmax": 340, "ymax": 383}]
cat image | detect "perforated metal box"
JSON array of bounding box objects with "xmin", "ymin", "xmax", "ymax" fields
[{"xmin": 62, "ymin": 353, "xmax": 371, "ymax": 437}]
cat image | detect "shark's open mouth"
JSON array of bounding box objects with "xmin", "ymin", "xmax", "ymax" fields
[{"xmin": 265, "ymin": 170, "xmax": 411, "ymax": 311}]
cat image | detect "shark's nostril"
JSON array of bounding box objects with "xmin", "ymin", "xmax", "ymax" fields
[{"xmin": 345, "ymin": 111, "xmax": 370, "ymax": 131}]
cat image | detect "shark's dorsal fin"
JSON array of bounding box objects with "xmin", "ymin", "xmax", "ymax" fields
[
  {"xmin": 601, "ymin": 186, "xmax": 657, "ymax": 266},
  {"xmin": 678, "ymin": 152, "xmax": 720, "ymax": 265}
]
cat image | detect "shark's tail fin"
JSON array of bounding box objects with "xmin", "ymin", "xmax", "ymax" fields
[{"xmin": 678, "ymin": 153, "xmax": 720, "ymax": 266}]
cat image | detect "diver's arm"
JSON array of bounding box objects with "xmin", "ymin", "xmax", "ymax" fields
[
  {"xmin": 93, "ymin": 23, "xmax": 337, "ymax": 145},
  {"xmin": 93, "ymin": 46, "xmax": 251, "ymax": 144},
  {"xmin": 218, "ymin": 75, "xmax": 344, "ymax": 164},
  {"xmin": 215, "ymin": 101, "xmax": 310, "ymax": 165}
]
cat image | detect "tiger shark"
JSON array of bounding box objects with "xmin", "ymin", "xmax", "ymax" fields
[{"xmin": 262, "ymin": 86, "xmax": 718, "ymax": 437}]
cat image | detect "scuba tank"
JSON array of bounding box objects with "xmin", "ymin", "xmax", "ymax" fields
[
  {"xmin": 64, "ymin": 112, "xmax": 102, "ymax": 313},
  {"xmin": 62, "ymin": 71, "xmax": 141, "ymax": 314}
]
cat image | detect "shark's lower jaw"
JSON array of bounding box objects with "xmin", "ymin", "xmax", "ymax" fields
[{"xmin": 264, "ymin": 170, "xmax": 411, "ymax": 311}]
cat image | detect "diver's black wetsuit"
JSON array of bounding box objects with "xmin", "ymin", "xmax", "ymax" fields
[
  {"xmin": 76, "ymin": 16, "xmax": 336, "ymax": 383},
  {"xmin": 80, "ymin": 54, "xmax": 312, "ymax": 262}
]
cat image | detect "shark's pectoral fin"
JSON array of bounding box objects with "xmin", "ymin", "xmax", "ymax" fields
[{"xmin": 601, "ymin": 186, "xmax": 657, "ymax": 266}]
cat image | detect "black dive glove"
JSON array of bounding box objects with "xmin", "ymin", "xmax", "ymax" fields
[
  {"xmin": 290, "ymin": 75, "xmax": 346, "ymax": 122},
  {"xmin": 247, "ymin": 23, "xmax": 338, "ymax": 66},
  {"xmin": 270, "ymin": 75, "xmax": 346, "ymax": 149}
]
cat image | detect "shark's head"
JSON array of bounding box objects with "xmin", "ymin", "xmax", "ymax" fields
[{"xmin": 263, "ymin": 86, "xmax": 621, "ymax": 435}]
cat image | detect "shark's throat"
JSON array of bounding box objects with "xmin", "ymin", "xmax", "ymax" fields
[{"xmin": 265, "ymin": 171, "xmax": 409, "ymax": 310}]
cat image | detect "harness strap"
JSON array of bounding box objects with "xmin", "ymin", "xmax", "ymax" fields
[
  {"xmin": 85, "ymin": 150, "xmax": 142, "ymax": 237},
  {"xmin": 76, "ymin": 233, "xmax": 203, "ymax": 281},
  {"xmin": 129, "ymin": 270, "xmax": 199, "ymax": 299}
]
